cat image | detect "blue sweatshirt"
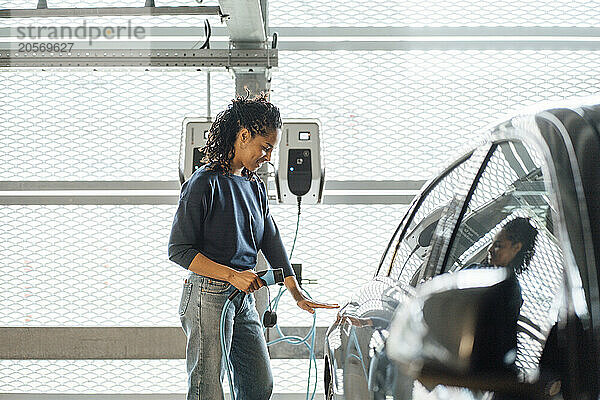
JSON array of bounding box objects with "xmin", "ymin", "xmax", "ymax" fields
[{"xmin": 168, "ymin": 166, "xmax": 295, "ymax": 278}]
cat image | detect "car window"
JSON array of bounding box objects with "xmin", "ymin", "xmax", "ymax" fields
[
  {"xmin": 442, "ymin": 139, "xmax": 563, "ymax": 376},
  {"xmin": 384, "ymin": 146, "xmax": 488, "ymax": 285}
]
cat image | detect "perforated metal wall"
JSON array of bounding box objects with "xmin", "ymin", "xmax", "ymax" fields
[
  {"xmin": 272, "ymin": 50, "xmax": 600, "ymax": 180},
  {"xmin": 0, "ymin": 204, "xmax": 404, "ymax": 327},
  {"xmin": 0, "ymin": 201, "xmax": 403, "ymax": 393},
  {"xmin": 0, "ymin": 359, "xmax": 321, "ymax": 394},
  {"xmin": 269, "ymin": 0, "xmax": 600, "ymax": 27},
  {"xmin": 269, "ymin": 204, "xmax": 407, "ymax": 327},
  {"xmin": 0, "ymin": 68, "xmax": 233, "ymax": 181},
  {"xmin": 4, "ymin": 0, "xmax": 600, "ymax": 28},
  {"xmin": 0, "ymin": 1, "xmax": 598, "ymax": 395},
  {"xmin": 0, "ymin": 205, "xmax": 183, "ymax": 326},
  {"xmin": 3, "ymin": 50, "xmax": 600, "ymax": 181}
]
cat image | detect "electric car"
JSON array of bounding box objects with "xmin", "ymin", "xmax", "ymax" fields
[{"xmin": 323, "ymin": 101, "xmax": 600, "ymax": 400}]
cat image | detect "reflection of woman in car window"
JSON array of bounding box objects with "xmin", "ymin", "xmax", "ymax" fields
[
  {"xmin": 464, "ymin": 217, "xmax": 538, "ymax": 377},
  {"xmin": 484, "ymin": 219, "xmax": 539, "ymax": 400},
  {"xmin": 467, "ymin": 216, "xmax": 538, "ymax": 276},
  {"xmin": 487, "ymin": 216, "xmax": 538, "ymax": 275}
]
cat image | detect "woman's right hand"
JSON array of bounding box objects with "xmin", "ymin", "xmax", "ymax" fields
[{"xmin": 229, "ymin": 270, "xmax": 264, "ymax": 294}]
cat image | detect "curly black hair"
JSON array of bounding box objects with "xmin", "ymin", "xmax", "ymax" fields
[
  {"xmin": 201, "ymin": 92, "xmax": 282, "ymax": 180},
  {"xmin": 502, "ymin": 217, "xmax": 539, "ymax": 274}
]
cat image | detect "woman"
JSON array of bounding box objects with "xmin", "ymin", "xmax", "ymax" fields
[
  {"xmin": 168, "ymin": 93, "xmax": 338, "ymax": 400},
  {"xmin": 482, "ymin": 219, "xmax": 539, "ymax": 400},
  {"xmin": 465, "ymin": 216, "xmax": 538, "ymax": 377}
]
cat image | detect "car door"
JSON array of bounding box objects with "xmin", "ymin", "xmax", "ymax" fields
[
  {"xmin": 324, "ymin": 146, "xmax": 487, "ymax": 400},
  {"xmin": 383, "ymin": 104, "xmax": 600, "ymax": 400}
]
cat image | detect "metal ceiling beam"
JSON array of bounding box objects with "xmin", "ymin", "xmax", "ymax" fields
[
  {"xmin": 0, "ymin": 6, "xmax": 221, "ymax": 18},
  {"xmin": 0, "ymin": 48, "xmax": 277, "ymax": 68},
  {"xmin": 4, "ymin": 26, "xmax": 600, "ymax": 39},
  {"xmin": 3, "ymin": 40, "xmax": 600, "ymax": 52},
  {"xmin": 267, "ymin": 26, "xmax": 600, "ymax": 38},
  {"xmin": 0, "ymin": 194, "xmax": 179, "ymax": 205},
  {"xmin": 0, "ymin": 194, "xmax": 416, "ymax": 205},
  {"xmin": 0, "ymin": 180, "xmax": 421, "ymax": 205},
  {"xmin": 218, "ymin": 0, "xmax": 271, "ymax": 100},
  {"xmin": 0, "ymin": 180, "xmax": 425, "ymax": 191},
  {"xmin": 273, "ymin": 40, "xmax": 600, "ymax": 51},
  {"xmin": 3, "ymin": 27, "xmax": 600, "ymax": 52},
  {"xmin": 0, "ymin": 181, "xmax": 181, "ymax": 191},
  {"xmin": 218, "ymin": 0, "xmax": 267, "ymax": 46},
  {"xmin": 0, "ymin": 181, "xmax": 424, "ymax": 192}
]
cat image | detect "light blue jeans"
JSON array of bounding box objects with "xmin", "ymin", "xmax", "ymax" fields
[{"xmin": 179, "ymin": 272, "xmax": 273, "ymax": 400}]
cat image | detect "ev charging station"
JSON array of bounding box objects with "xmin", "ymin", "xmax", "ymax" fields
[
  {"xmin": 179, "ymin": 117, "xmax": 211, "ymax": 185},
  {"xmin": 275, "ymin": 120, "xmax": 325, "ymax": 205}
]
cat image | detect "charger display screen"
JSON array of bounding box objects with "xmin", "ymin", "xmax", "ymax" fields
[{"xmin": 299, "ymin": 131, "xmax": 311, "ymax": 141}]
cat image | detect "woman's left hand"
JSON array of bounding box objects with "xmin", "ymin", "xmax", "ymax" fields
[{"xmin": 296, "ymin": 297, "xmax": 339, "ymax": 314}]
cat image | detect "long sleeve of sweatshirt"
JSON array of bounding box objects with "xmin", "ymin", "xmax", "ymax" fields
[{"xmin": 168, "ymin": 167, "xmax": 294, "ymax": 278}]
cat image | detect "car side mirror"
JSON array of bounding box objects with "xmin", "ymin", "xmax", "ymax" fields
[{"xmin": 386, "ymin": 268, "xmax": 556, "ymax": 398}]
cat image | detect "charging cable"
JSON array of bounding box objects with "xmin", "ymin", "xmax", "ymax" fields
[
  {"xmin": 220, "ymin": 269, "xmax": 284, "ymax": 400},
  {"xmin": 259, "ymin": 195, "xmax": 319, "ymax": 399},
  {"xmin": 263, "ymin": 285, "xmax": 319, "ymax": 400},
  {"xmin": 220, "ymin": 296, "xmax": 236, "ymax": 397},
  {"xmin": 289, "ymin": 196, "xmax": 302, "ymax": 259},
  {"xmin": 220, "ymin": 195, "xmax": 317, "ymax": 400},
  {"xmin": 220, "ymin": 285, "xmax": 319, "ymax": 400}
]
